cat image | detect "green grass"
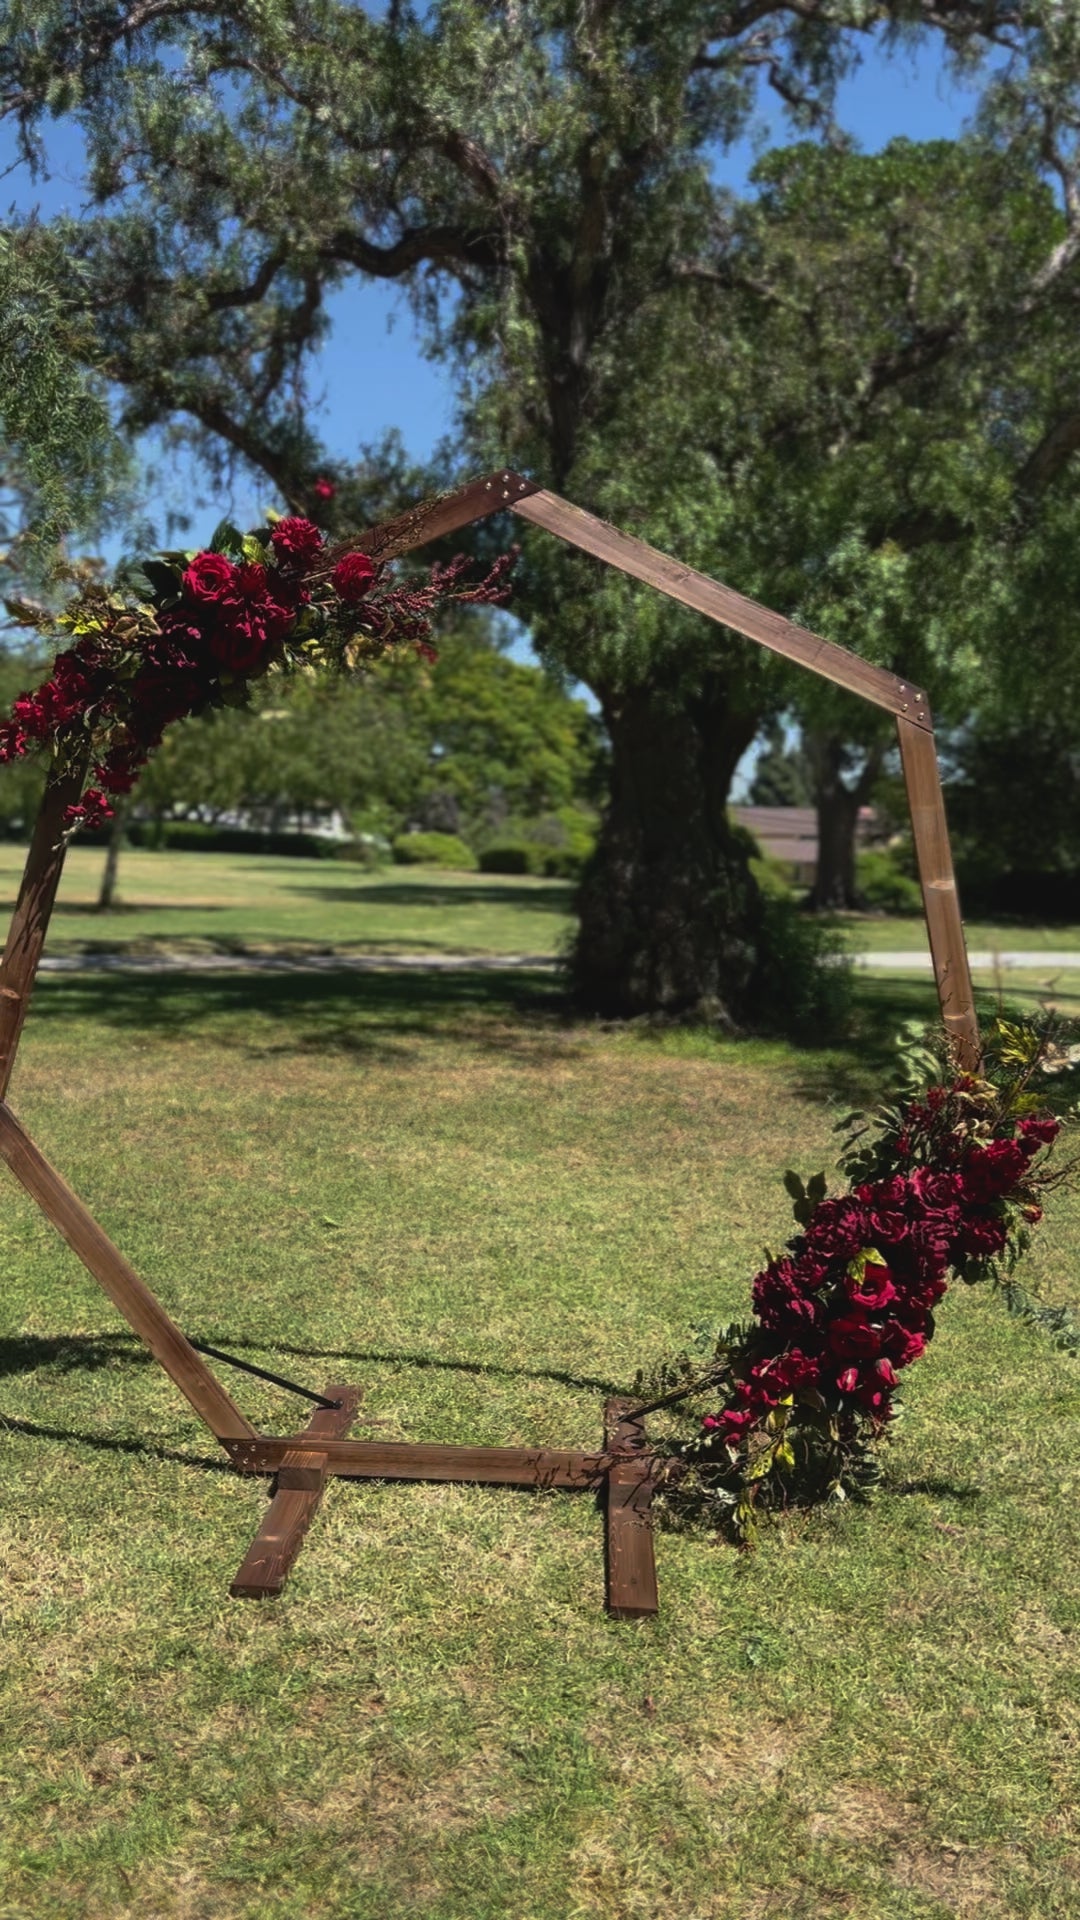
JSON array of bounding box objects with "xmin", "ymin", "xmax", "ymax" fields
[
  {"xmin": 836, "ymin": 913, "xmax": 1080, "ymax": 952},
  {"xmin": 0, "ymin": 845, "xmax": 574, "ymax": 957},
  {"xmin": 2, "ymin": 968, "xmax": 1079, "ymax": 1918}
]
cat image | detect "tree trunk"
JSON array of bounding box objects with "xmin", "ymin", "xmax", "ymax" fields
[
  {"xmin": 96, "ymin": 802, "xmax": 128, "ymax": 912},
  {"xmin": 807, "ymin": 736, "xmax": 884, "ymax": 912},
  {"xmin": 571, "ymin": 677, "xmax": 762, "ymax": 1024}
]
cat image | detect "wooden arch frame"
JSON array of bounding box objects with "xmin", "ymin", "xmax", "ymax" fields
[{"xmin": 0, "ymin": 472, "xmax": 978, "ymax": 1616}]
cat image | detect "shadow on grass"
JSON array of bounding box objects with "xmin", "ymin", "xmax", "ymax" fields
[
  {"xmin": 0, "ymin": 1416, "xmax": 233, "ymax": 1474},
  {"xmin": 891, "ymin": 1477, "xmax": 984, "ymax": 1503},
  {"xmin": 27, "ymin": 967, "xmax": 574, "ymax": 1063},
  {"xmin": 0, "ymin": 1330, "xmax": 623, "ymax": 1399},
  {"xmin": 287, "ymin": 879, "xmax": 574, "ymax": 914}
]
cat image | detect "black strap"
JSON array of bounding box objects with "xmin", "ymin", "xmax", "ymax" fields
[{"xmin": 186, "ymin": 1338, "xmax": 342, "ymax": 1411}]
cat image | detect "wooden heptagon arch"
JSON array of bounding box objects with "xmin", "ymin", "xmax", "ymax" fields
[{"xmin": 0, "ymin": 473, "xmax": 978, "ymax": 1616}]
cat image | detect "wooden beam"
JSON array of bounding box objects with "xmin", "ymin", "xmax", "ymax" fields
[
  {"xmin": 224, "ymin": 1432, "xmax": 607, "ymax": 1488},
  {"xmin": 896, "ymin": 716, "xmax": 980, "ymax": 1070},
  {"xmin": 0, "ymin": 1102, "xmax": 258, "ymax": 1441},
  {"xmin": 604, "ymin": 1397, "xmax": 659, "ymax": 1618},
  {"xmin": 230, "ymin": 1385, "xmax": 359, "ymax": 1599},
  {"xmin": 354, "ymin": 470, "xmax": 538, "ymax": 561},
  {"xmin": 513, "ymin": 490, "xmax": 932, "ymax": 726},
  {"xmin": 0, "ymin": 761, "xmax": 88, "ymax": 1099}
]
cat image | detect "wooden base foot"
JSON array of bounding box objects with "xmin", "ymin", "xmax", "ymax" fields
[
  {"xmin": 230, "ymin": 1385, "xmax": 359, "ymax": 1599},
  {"xmin": 604, "ymin": 1397, "xmax": 658, "ymax": 1618}
]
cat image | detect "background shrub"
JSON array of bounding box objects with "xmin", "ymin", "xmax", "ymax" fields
[
  {"xmin": 857, "ymin": 848, "xmax": 923, "ymax": 915},
  {"xmin": 391, "ymin": 831, "xmax": 479, "ymax": 871}
]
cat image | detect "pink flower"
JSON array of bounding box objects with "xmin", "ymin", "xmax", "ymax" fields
[{"xmin": 313, "ymin": 477, "xmax": 336, "ymax": 502}]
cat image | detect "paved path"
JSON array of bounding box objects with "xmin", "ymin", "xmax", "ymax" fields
[
  {"xmin": 853, "ymin": 951, "xmax": 1080, "ymax": 971},
  {"xmin": 35, "ymin": 950, "xmax": 561, "ymax": 974},
  {"xmin": 28, "ymin": 947, "xmax": 1080, "ymax": 975}
]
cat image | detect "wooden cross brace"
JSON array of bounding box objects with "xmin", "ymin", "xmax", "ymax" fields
[{"xmin": 0, "ymin": 470, "xmax": 979, "ymax": 1614}]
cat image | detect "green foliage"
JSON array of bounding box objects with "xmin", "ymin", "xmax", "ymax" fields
[
  {"xmin": 391, "ymin": 831, "xmax": 478, "ymax": 871},
  {"xmin": 746, "ymin": 894, "xmax": 853, "ymax": 1043},
  {"xmin": 856, "ymin": 848, "xmax": 923, "ymax": 916},
  {"xmin": 0, "ymin": 227, "xmax": 134, "ymax": 579},
  {"xmin": 477, "ymin": 841, "xmax": 544, "ymax": 876}
]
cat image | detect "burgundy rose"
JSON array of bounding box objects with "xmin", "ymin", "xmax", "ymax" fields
[
  {"xmin": 765, "ymin": 1349, "xmax": 821, "ymax": 1395},
  {"xmin": 883, "ymin": 1326, "xmax": 927, "ymax": 1369},
  {"xmin": 271, "ymin": 516, "xmax": 324, "ymax": 571},
  {"xmin": 828, "ymin": 1313, "xmax": 884, "ymax": 1360},
  {"xmin": 873, "ymin": 1356, "xmax": 898, "ymax": 1388},
  {"xmin": 822, "ymin": 1320, "xmax": 883, "ymax": 1367},
  {"xmin": 866, "ymin": 1208, "xmax": 909, "ymax": 1247},
  {"xmin": 847, "ymin": 1262, "xmax": 898, "ymax": 1312},
  {"xmin": 182, "ymin": 551, "xmax": 236, "ymax": 605},
  {"xmin": 963, "ymin": 1140, "xmax": 1028, "ymax": 1203},
  {"xmin": 836, "ymin": 1366, "xmax": 859, "ymax": 1394},
  {"xmin": 208, "ymin": 608, "xmax": 274, "ymax": 672},
  {"xmin": 1019, "ymin": 1115, "xmax": 1060, "ymax": 1153},
  {"xmin": 959, "ymin": 1214, "xmax": 1009, "ymax": 1259},
  {"xmin": 870, "ymin": 1175, "xmax": 909, "ymax": 1210},
  {"xmin": 752, "ymin": 1260, "xmax": 823, "ymax": 1333},
  {"xmin": 331, "ymin": 550, "xmax": 378, "ymax": 604},
  {"xmin": 804, "ymin": 1196, "xmax": 870, "ymax": 1261},
  {"xmin": 909, "ymin": 1168, "xmax": 965, "ymax": 1215}
]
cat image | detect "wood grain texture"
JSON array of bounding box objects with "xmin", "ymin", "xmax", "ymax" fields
[
  {"xmin": 0, "ymin": 1102, "xmax": 257, "ymax": 1441},
  {"xmin": 0, "ymin": 763, "xmax": 88, "ymax": 1098},
  {"xmin": 230, "ymin": 1386, "xmax": 358, "ymax": 1599},
  {"xmin": 604, "ymin": 1397, "xmax": 659, "ymax": 1619},
  {"xmin": 354, "ymin": 470, "xmax": 537, "ymax": 561},
  {"xmin": 896, "ymin": 716, "xmax": 980, "ymax": 1069},
  {"xmin": 513, "ymin": 491, "xmax": 932, "ymax": 725},
  {"xmin": 225, "ymin": 1433, "xmax": 607, "ymax": 1488}
]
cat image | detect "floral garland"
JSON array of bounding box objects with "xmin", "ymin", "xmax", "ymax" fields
[
  {"xmin": 636, "ymin": 1022, "xmax": 1075, "ymax": 1540},
  {"xmin": 0, "ymin": 513, "xmax": 513, "ymax": 831}
]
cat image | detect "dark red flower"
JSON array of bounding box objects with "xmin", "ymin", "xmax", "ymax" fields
[
  {"xmin": 828, "ymin": 1313, "xmax": 884, "ymax": 1360},
  {"xmin": 804, "ymin": 1197, "xmax": 869, "ymax": 1261},
  {"xmin": 1019, "ymin": 1115, "xmax": 1060, "ymax": 1152},
  {"xmin": 182, "ymin": 551, "xmax": 236, "ymax": 605},
  {"xmin": 883, "ymin": 1326, "xmax": 927, "ymax": 1368},
  {"xmin": 846, "ymin": 1262, "xmax": 898, "ymax": 1312},
  {"xmin": 959, "ymin": 1213, "xmax": 1009, "ymax": 1258},
  {"xmin": 313, "ymin": 477, "xmax": 335, "ymax": 502},
  {"xmin": 331, "ymin": 550, "xmax": 378, "ymax": 604},
  {"xmin": 963, "ymin": 1139, "xmax": 1028, "ymax": 1203},
  {"xmin": 270, "ymin": 516, "xmax": 324, "ymax": 571}
]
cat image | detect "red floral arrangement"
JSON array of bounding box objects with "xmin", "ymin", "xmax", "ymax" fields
[
  {"xmin": 635, "ymin": 1021, "xmax": 1075, "ymax": 1539},
  {"xmin": 1, "ymin": 514, "xmax": 513, "ymax": 831}
]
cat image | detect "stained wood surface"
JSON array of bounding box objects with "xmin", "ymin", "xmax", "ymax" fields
[
  {"xmin": 225, "ymin": 1433, "xmax": 607, "ymax": 1488},
  {"xmin": 230, "ymin": 1385, "xmax": 358, "ymax": 1599},
  {"xmin": 513, "ymin": 491, "xmax": 932, "ymax": 725},
  {"xmin": 0, "ymin": 1102, "xmax": 257, "ymax": 1441},
  {"xmin": 0, "ymin": 763, "xmax": 88, "ymax": 1098},
  {"xmin": 355, "ymin": 470, "xmax": 537, "ymax": 561},
  {"xmin": 604, "ymin": 1397, "xmax": 659, "ymax": 1619},
  {"xmin": 896, "ymin": 717, "xmax": 980, "ymax": 1069}
]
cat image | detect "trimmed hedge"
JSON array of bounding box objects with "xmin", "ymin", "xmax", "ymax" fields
[{"xmin": 391, "ymin": 831, "xmax": 479, "ymax": 871}]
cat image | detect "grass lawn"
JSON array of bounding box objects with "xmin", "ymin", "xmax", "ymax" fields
[
  {"xmin": 0, "ymin": 845, "xmax": 575, "ymax": 958},
  {"xmin": 5, "ymin": 839, "xmax": 1080, "ymax": 971},
  {"xmin": 2, "ymin": 966, "xmax": 1079, "ymax": 1919},
  {"xmin": 836, "ymin": 914, "xmax": 1080, "ymax": 953}
]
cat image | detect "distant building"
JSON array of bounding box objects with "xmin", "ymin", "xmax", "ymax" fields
[{"xmin": 732, "ymin": 805, "xmax": 880, "ymax": 889}]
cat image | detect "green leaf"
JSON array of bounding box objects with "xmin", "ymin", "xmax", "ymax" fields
[{"xmin": 208, "ymin": 520, "xmax": 245, "ymax": 557}]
